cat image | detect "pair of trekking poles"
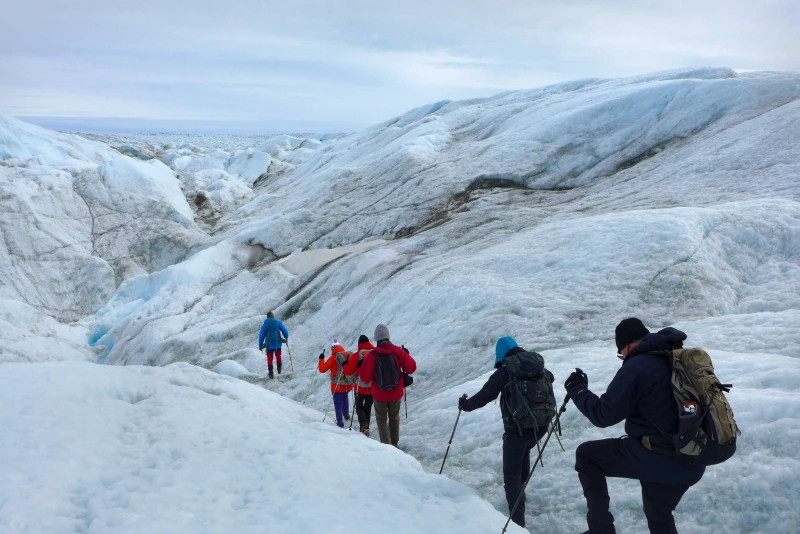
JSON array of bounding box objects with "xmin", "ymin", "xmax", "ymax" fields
[{"xmin": 440, "ymin": 375, "xmax": 577, "ymax": 534}]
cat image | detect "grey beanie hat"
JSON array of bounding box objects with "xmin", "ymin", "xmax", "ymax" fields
[{"xmin": 374, "ymin": 324, "xmax": 390, "ymax": 342}]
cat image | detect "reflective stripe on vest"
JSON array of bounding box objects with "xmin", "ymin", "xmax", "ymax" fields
[{"xmin": 355, "ymin": 349, "xmax": 373, "ymax": 389}]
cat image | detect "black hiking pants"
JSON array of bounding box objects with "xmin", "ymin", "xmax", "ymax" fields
[
  {"xmin": 502, "ymin": 428, "xmax": 547, "ymax": 527},
  {"xmin": 355, "ymin": 393, "xmax": 373, "ymax": 431},
  {"xmin": 575, "ymin": 438, "xmax": 704, "ymax": 534}
]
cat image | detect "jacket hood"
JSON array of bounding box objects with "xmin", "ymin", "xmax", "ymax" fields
[
  {"xmin": 628, "ymin": 328, "xmax": 688, "ymax": 360},
  {"xmin": 357, "ymin": 341, "xmax": 375, "ymax": 351}
]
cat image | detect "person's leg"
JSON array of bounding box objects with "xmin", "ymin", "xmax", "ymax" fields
[
  {"xmin": 333, "ymin": 392, "xmax": 345, "ymax": 428},
  {"xmin": 343, "ymin": 390, "xmax": 351, "ymax": 420},
  {"xmin": 364, "ymin": 395, "xmax": 374, "ymax": 431},
  {"xmin": 275, "ymin": 349, "xmax": 282, "ymax": 374},
  {"xmin": 374, "ymin": 401, "xmax": 391, "ymax": 444},
  {"xmin": 502, "ymin": 432, "xmax": 529, "ymax": 527},
  {"xmin": 355, "ymin": 394, "xmax": 367, "ymax": 430},
  {"xmin": 266, "ymin": 350, "xmax": 274, "ymax": 377},
  {"xmin": 641, "ymin": 481, "xmax": 692, "ymax": 534},
  {"xmin": 575, "ymin": 439, "xmax": 642, "ymax": 534},
  {"xmin": 388, "ymin": 399, "xmax": 401, "ymax": 446}
]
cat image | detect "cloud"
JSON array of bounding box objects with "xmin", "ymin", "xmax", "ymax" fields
[{"xmin": 1, "ymin": 0, "xmax": 798, "ymax": 132}]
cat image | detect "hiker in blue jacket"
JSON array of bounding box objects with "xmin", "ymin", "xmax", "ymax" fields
[
  {"xmin": 565, "ymin": 318, "xmax": 705, "ymax": 534},
  {"xmin": 258, "ymin": 311, "xmax": 289, "ymax": 379}
]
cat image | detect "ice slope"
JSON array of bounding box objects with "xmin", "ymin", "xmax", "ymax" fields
[
  {"xmin": 0, "ymin": 115, "xmax": 206, "ymax": 322},
  {"xmin": 0, "ymin": 361, "xmax": 524, "ymax": 534},
  {"xmin": 213, "ymin": 68, "xmax": 800, "ymax": 256}
]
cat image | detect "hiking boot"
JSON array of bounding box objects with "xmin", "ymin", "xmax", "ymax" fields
[
  {"xmin": 362, "ymin": 428, "xmax": 370, "ymax": 437},
  {"xmin": 268, "ymin": 365, "xmax": 274, "ymax": 379},
  {"xmin": 277, "ymin": 361, "xmax": 282, "ymax": 374},
  {"xmin": 344, "ymin": 414, "xmax": 350, "ymax": 420}
]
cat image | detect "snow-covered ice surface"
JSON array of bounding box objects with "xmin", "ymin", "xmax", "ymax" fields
[
  {"xmin": 0, "ymin": 361, "xmax": 523, "ymax": 533},
  {"xmin": 2, "ymin": 68, "xmax": 800, "ymax": 532}
]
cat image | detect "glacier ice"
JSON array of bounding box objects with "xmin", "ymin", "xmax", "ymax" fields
[{"xmin": 1, "ymin": 67, "xmax": 800, "ymax": 532}]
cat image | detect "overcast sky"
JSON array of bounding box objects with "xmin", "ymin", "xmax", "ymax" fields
[{"xmin": 2, "ymin": 0, "xmax": 798, "ymax": 133}]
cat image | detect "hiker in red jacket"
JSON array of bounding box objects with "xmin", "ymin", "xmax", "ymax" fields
[
  {"xmin": 358, "ymin": 324, "xmax": 416, "ymax": 446},
  {"xmin": 343, "ymin": 334, "xmax": 375, "ymax": 436}
]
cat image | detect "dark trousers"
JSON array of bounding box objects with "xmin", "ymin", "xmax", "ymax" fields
[
  {"xmin": 575, "ymin": 438, "xmax": 703, "ymax": 534},
  {"xmin": 332, "ymin": 391, "xmax": 350, "ymax": 428},
  {"xmin": 502, "ymin": 429, "xmax": 546, "ymax": 527},
  {"xmin": 355, "ymin": 393, "xmax": 373, "ymax": 431}
]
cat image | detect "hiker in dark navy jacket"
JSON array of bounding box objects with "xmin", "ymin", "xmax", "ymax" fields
[
  {"xmin": 565, "ymin": 318, "xmax": 705, "ymax": 534},
  {"xmin": 460, "ymin": 336, "xmax": 554, "ymax": 528}
]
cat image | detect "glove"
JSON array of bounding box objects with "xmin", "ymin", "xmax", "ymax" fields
[
  {"xmin": 259, "ymin": 345, "xmax": 265, "ymax": 351},
  {"xmin": 564, "ymin": 368, "xmax": 588, "ymax": 390},
  {"xmin": 401, "ymin": 345, "xmax": 409, "ymax": 354},
  {"xmin": 458, "ymin": 394, "xmax": 468, "ymax": 411},
  {"xmin": 319, "ymin": 351, "xmax": 325, "ymax": 360}
]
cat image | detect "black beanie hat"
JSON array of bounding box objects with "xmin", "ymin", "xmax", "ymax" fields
[
  {"xmin": 615, "ymin": 318, "xmax": 650, "ymax": 352},
  {"xmin": 358, "ymin": 334, "xmax": 370, "ymax": 344}
]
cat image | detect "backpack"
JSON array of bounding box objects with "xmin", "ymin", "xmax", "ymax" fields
[
  {"xmin": 644, "ymin": 348, "xmax": 740, "ymax": 466},
  {"xmin": 263, "ymin": 319, "xmax": 280, "ymax": 347},
  {"xmin": 373, "ymin": 350, "xmax": 400, "ymax": 391},
  {"xmin": 332, "ymin": 351, "xmax": 356, "ymax": 387},
  {"xmin": 503, "ymin": 351, "xmax": 556, "ymax": 435}
]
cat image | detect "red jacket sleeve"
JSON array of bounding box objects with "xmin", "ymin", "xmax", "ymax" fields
[
  {"xmin": 319, "ymin": 355, "xmax": 335, "ymax": 374},
  {"xmin": 343, "ymin": 350, "xmax": 358, "ymax": 377},
  {"xmin": 359, "ymin": 352, "xmax": 375, "ymax": 384},
  {"xmin": 395, "ymin": 346, "xmax": 417, "ymax": 374}
]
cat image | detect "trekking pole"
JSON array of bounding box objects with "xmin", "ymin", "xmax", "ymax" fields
[
  {"xmin": 501, "ymin": 393, "xmax": 571, "ymax": 534},
  {"xmin": 404, "ymin": 389, "xmax": 408, "ymax": 419},
  {"xmin": 348, "ymin": 388, "xmax": 357, "ymax": 430},
  {"xmin": 440, "ymin": 394, "xmax": 467, "ymax": 475},
  {"xmin": 284, "ymin": 339, "xmax": 295, "ymax": 373},
  {"xmin": 552, "ymin": 417, "xmax": 566, "ymax": 453},
  {"xmin": 302, "ymin": 348, "xmax": 324, "ymax": 404}
]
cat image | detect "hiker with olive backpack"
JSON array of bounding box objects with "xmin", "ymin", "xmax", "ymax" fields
[
  {"xmin": 357, "ymin": 324, "xmax": 416, "ymax": 446},
  {"xmin": 458, "ymin": 336, "xmax": 557, "ymax": 528},
  {"xmin": 566, "ymin": 318, "xmax": 740, "ymax": 534}
]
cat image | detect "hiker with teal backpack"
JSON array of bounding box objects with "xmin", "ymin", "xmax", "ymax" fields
[
  {"xmin": 258, "ymin": 311, "xmax": 289, "ymax": 379},
  {"xmin": 458, "ymin": 336, "xmax": 557, "ymax": 528},
  {"xmin": 566, "ymin": 318, "xmax": 739, "ymax": 534}
]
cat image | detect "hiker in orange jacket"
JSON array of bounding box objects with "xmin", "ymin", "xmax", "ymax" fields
[
  {"xmin": 343, "ymin": 334, "xmax": 376, "ymax": 436},
  {"xmin": 318, "ymin": 340, "xmax": 355, "ymax": 428}
]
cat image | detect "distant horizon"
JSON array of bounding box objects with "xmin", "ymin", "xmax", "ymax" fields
[
  {"xmin": 4, "ymin": 0, "xmax": 798, "ymax": 135},
  {"xmin": 14, "ymin": 116, "xmax": 358, "ymax": 136},
  {"xmin": 14, "ymin": 66, "xmax": 794, "ymax": 135}
]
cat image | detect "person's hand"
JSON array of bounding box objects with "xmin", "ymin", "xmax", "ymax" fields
[
  {"xmin": 319, "ymin": 351, "xmax": 325, "ymax": 360},
  {"xmin": 564, "ymin": 368, "xmax": 588, "ymax": 390},
  {"xmin": 458, "ymin": 394, "xmax": 468, "ymax": 411},
  {"xmin": 401, "ymin": 345, "xmax": 409, "ymax": 354}
]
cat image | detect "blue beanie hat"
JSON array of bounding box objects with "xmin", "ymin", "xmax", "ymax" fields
[{"xmin": 495, "ymin": 337, "xmax": 519, "ymax": 367}]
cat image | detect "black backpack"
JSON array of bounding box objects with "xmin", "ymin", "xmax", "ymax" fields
[
  {"xmin": 504, "ymin": 351, "xmax": 556, "ymax": 435},
  {"xmin": 373, "ymin": 350, "xmax": 400, "ymax": 391}
]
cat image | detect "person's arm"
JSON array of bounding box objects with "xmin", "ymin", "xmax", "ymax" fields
[
  {"xmin": 358, "ymin": 352, "xmax": 375, "ymax": 384},
  {"xmin": 396, "ymin": 346, "xmax": 417, "ymax": 374},
  {"xmin": 258, "ymin": 323, "xmax": 267, "ymax": 348},
  {"xmin": 319, "ymin": 354, "xmax": 335, "ymax": 373},
  {"xmin": 568, "ymin": 364, "xmax": 640, "ymax": 428},
  {"xmin": 461, "ymin": 369, "xmax": 506, "ymax": 412},
  {"xmin": 279, "ymin": 322, "xmax": 289, "ymax": 341},
  {"xmin": 343, "ymin": 351, "xmax": 359, "ymax": 376}
]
